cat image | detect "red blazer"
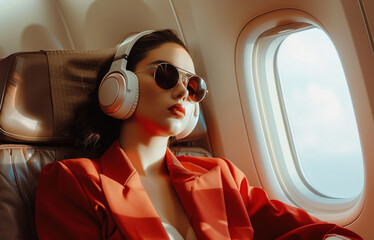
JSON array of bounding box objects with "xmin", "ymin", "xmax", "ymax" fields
[{"xmin": 35, "ymin": 141, "xmax": 362, "ymax": 240}]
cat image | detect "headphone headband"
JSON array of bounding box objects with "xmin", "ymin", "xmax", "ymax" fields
[{"xmin": 113, "ymin": 30, "xmax": 155, "ymax": 65}]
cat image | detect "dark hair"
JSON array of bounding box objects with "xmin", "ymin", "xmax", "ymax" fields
[
  {"xmin": 127, "ymin": 30, "xmax": 188, "ymax": 71},
  {"xmin": 74, "ymin": 29, "xmax": 188, "ymax": 152}
]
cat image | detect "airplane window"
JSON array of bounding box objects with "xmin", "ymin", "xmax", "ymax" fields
[
  {"xmin": 237, "ymin": 12, "xmax": 365, "ymax": 220},
  {"xmin": 276, "ymin": 28, "xmax": 364, "ymax": 199}
]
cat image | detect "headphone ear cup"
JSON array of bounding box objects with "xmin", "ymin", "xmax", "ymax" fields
[
  {"xmin": 98, "ymin": 70, "xmax": 139, "ymax": 119},
  {"xmin": 175, "ymin": 103, "xmax": 200, "ymax": 140}
]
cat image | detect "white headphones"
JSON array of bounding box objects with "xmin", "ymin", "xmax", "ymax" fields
[{"xmin": 98, "ymin": 30, "xmax": 199, "ymax": 139}]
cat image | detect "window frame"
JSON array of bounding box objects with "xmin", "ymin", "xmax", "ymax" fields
[{"xmin": 235, "ymin": 9, "xmax": 365, "ymax": 225}]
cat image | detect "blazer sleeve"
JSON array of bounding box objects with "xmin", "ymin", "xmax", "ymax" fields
[
  {"xmin": 35, "ymin": 161, "xmax": 102, "ymax": 240},
  {"xmin": 221, "ymin": 158, "xmax": 363, "ymax": 240}
]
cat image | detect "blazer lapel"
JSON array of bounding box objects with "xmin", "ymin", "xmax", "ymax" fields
[
  {"xmin": 99, "ymin": 141, "xmax": 169, "ymax": 239},
  {"xmin": 165, "ymin": 149, "xmax": 232, "ymax": 239}
]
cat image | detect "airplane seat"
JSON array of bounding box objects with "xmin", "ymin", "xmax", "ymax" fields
[{"xmin": 0, "ymin": 49, "xmax": 209, "ymax": 240}]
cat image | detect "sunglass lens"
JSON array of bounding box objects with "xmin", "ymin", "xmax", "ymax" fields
[
  {"xmin": 155, "ymin": 63, "xmax": 179, "ymax": 89},
  {"xmin": 187, "ymin": 76, "xmax": 207, "ymax": 102},
  {"xmin": 154, "ymin": 63, "xmax": 207, "ymax": 102}
]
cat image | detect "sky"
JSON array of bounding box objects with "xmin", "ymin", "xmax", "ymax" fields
[{"xmin": 276, "ymin": 28, "xmax": 364, "ymax": 198}]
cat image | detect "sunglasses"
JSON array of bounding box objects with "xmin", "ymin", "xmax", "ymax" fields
[{"xmin": 136, "ymin": 62, "xmax": 207, "ymax": 102}]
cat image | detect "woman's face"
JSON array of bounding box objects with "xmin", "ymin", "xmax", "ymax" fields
[{"xmin": 132, "ymin": 42, "xmax": 196, "ymax": 137}]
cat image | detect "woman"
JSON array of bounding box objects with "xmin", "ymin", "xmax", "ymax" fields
[{"xmin": 35, "ymin": 29, "xmax": 362, "ymax": 240}]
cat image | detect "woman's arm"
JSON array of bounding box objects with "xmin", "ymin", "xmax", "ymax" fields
[{"xmin": 221, "ymin": 158, "xmax": 363, "ymax": 240}]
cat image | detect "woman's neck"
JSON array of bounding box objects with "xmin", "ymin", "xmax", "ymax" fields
[{"xmin": 118, "ymin": 120, "xmax": 170, "ymax": 176}]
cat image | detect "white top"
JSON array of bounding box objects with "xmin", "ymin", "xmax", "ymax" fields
[
  {"xmin": 162, "ymin": 222, "xmax": 197, "ymax": 240},
  {"xmin": 161, "ymin": 223, "xmax": 353, "ymax": 240}
]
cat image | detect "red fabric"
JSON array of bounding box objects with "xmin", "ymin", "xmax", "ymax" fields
[{"xmin": 35, "ymin": 141, "xmax": 362, "ymax": 239}]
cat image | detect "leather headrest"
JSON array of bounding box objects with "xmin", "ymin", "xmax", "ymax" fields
[
  {"xmin": 0, "ymin": 49, "xmax": 207, "ymax": 143},
  {"xmin": 0, "ymin": 49, "xmax": 115, "ymax": 143}
]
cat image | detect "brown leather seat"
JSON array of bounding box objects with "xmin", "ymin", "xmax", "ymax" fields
[
  {"xmin": 0, "ymin": 49, "xmax": 115, "ymax": 240},
  {"xmin": 0, "ymin": 49, "xmax": 209, "ymax": 240}
]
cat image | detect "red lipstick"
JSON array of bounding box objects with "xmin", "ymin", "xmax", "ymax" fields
[{"xmin": 168, "ymin": 103, "xmax": 185, "ymax": 118}]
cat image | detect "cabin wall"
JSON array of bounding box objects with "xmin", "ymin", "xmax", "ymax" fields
[
  {"xmin": 0, "ymin": 0, "xmax": 183, "ymax": 55},
  {"xmin": 0, "ymin": 0, "xmax": 72, "ymax": 56},
  {"xmin": 360, "ymin": 0, "xmax": 374, "ymax": 53},
  {"xmin": 54, "ymin": 0, "xmax": 183, "ymax": 49}
]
